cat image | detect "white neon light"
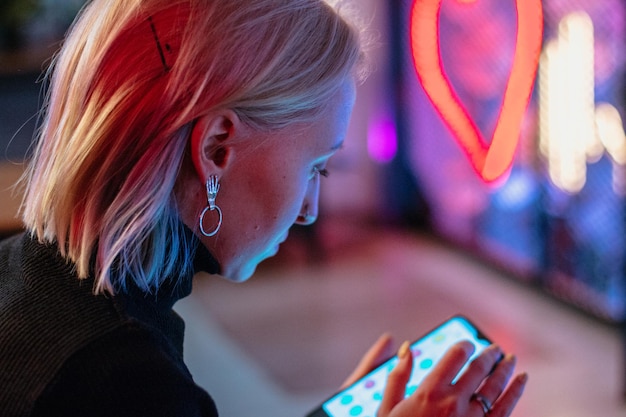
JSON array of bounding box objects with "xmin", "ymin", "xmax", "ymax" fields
[
  {"xmin": 595, "ymin": 103, "xmax": 626, "ymax": 194},
  {"xmin": 538, "ymin": 12, "xmax": 625, "ymax": 194},
  {"xmin": 596, "ymin": 103, "xmax": 626, "ymax": 164}
]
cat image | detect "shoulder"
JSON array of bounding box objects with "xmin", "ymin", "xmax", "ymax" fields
[
  {"xmin": 0, "ymin": 232, "xmax": 25, "ymax": 273},
  {"xmin": 32, "ymin": 323, "xmax": 219, "ymax": 417}
]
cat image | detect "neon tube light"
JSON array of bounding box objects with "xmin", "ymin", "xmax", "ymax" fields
[{"xmin": 410, "ymin": 0, "xmax": 543, "ymax": 183}]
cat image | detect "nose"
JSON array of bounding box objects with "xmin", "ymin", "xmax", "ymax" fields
[{"xmin": 295, "ymin": 176, "xmax": 320, "ymax": 226}]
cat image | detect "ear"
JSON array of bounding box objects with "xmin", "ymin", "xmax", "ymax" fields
[{"xmin": 190, "ymin": 109, "xmax": 239, "ymax": 183}]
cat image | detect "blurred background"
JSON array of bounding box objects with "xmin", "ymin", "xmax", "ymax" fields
[{"xmin": 1, "ymin": 0, "xmax": 625, "ymax": 416}]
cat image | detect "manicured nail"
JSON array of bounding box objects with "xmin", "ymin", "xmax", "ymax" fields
[
  {"xmin": 519, "ymin": 372, "xmax": 529, "ymax": 384},
  {"xmin": 488, "ymin": 344, "xmax": 501, "ymax": 354},
  {"xmin": 398, "ymin": 341, "xmax": 410, "ymax": 359},
  {"xmin": 487, "ymin": 344, "xmax": 503, "ymax": 361}
]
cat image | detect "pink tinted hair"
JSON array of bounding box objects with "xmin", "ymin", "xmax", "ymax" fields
[{"xmin": 21, "ymin": 0, "xmax": 364, "ymax": 294}]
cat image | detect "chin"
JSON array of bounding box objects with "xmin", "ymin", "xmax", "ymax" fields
[
  {"xmin": 221, "ymin": 248, "xmax": 281, "ymax": 283},
  {"xmin": 220, "ymin": 263, "xmax": 258, "ymax": 283}
]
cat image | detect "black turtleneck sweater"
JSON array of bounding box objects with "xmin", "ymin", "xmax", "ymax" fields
[{"xmin": 0, "ymin": 230, "xmax": 220, "ymax": 417}]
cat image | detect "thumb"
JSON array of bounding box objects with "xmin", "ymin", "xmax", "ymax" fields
[
  {"xmin": 341, "ymin": 333, "xmax": 393, "ymax": 389},
  {"xmin": 377, "ymin": 341, "xmax": 413, "ymax": 417}
]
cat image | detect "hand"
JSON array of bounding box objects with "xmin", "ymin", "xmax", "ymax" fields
[
  {"xmin": 378, "ymin": 341, "xmax": 528, "ymax": 417},
  {"xmin": 341, "ymin": 333, "xmax": 394, "ymax": 389}
]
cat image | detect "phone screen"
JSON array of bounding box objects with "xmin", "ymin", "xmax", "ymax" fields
[{"xmin": 308, "ymin": 316, "xmax": 491, "ymax": 417}]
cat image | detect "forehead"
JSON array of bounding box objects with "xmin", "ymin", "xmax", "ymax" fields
[{"xmin": 301, "ymin": 80, "xmax": 356, "ymax": 151}]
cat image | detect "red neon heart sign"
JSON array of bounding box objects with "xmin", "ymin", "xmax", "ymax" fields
[{"xmin": 410, "ymin": 0, "xmax": 543, "ymax": 183}]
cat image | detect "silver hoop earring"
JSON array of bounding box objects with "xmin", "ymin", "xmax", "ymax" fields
[{"xmin": 199, "ymin": 175, "xmax": 223, "ymax": 237}]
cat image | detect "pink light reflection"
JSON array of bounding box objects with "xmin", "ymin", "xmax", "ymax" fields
[{"xmin": 367, "ymin": 117, "xmax": 398, "ymax": 164}]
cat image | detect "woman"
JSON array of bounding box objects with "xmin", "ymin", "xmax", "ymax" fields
[{"xmin": 0, "ymin": 0, "xmax": 527, "ymax": 416}]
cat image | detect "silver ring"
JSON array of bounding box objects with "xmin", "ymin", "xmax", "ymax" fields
[{"xmin": 471, "ymin": 393, "xmax": 492, "ymax": 415}]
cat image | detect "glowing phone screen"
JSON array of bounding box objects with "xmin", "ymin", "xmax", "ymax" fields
[{"xmin": 320, "ymin": 316, "xmax": 491, "ymax": 417}]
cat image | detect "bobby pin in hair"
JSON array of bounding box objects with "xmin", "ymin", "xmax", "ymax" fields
[{"xmin": 148, "ymin": 16, "xmax": 171, "ymax": 73}]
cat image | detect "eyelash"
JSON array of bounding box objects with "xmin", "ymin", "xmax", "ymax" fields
[{"xmin": 313, "ymin": 166, "xmax": 330, "ymax": 178}]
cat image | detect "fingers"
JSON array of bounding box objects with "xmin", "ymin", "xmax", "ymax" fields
[
  {"xmin": 420, "ymin": 340, "xmax": 475, "ymax": 387},
  {"xmin": 341, "ymin": 333, "xmax": 393, "ymax": 389},
  {"xmin": 455, "ymin": 344, "xmax": 503, "ymax": 395},
  {"xmin": 374, "ymin": 340, "xmax": 527, "ymax": 417},
  {"xmin": 377, "ymin": 341, "xmax": 413, "ymax": 417},
  {"xmin": 464, "ymin": 350, "xmax": 528, "ymax": 417},
  {"xmin": 487, "ymin": 372, "xmax": 528, "ymax": 417},
  {"xmin": 474, "ymin": 353, "xmax": 516, "ymax": 402}
]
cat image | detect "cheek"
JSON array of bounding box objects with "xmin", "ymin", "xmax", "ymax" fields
[
  {"xmin": 275, "ymin": 175, "xmax": 309, "ymax": 221},
  {"xmin": 264, "ymin": 171, "xmax": 312, "ymax": 228},
  {"xmin": 244, "ymin": 174, "xmax": 304, "ymax": 231}
]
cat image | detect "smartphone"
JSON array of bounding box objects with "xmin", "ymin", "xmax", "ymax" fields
[{"xmin": 307, "ymin": 315, "xmax": 492, "ymax": 417}]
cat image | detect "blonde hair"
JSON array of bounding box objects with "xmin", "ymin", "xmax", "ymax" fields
[{"xmin": 21, "ymin": 0, "xmax": 365, "ymax": 294}]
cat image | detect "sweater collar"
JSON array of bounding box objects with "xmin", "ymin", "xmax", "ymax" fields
[{"xmin": 124, "ymin": 222, "xmax": 220, "ymax": 309}]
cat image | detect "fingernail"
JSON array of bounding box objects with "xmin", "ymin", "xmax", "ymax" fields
[
  {"xmin": 398, "ymin": 341, "xmax": 410, "ymax": 359},
  {"xmin": 487, "ymin": 344, "xmax": 503, "ymax": 360},
  {"xmin": 519, "ymin": 372, "xmax": 529, "ymax": 384},
  {"xmin": 488, "ymin": 344, "xmax": 501, "ymax": 354}
]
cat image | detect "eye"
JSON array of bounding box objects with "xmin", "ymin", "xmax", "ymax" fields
[
  {"xmin": 312, "ymin": 165, "xmax": 330, "ymax": 179},
  {"xmin": 317, "ymin": 167, "xmax": 330, "ymax": 178}
]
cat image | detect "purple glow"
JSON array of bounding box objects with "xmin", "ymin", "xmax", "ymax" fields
[{"xmin": 367, "ymin": 117, "xmax": 398, "ymax": 164}]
